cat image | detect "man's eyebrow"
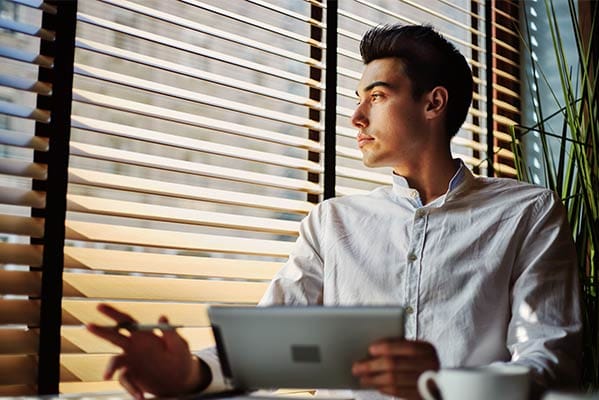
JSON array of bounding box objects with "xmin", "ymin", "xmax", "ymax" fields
[{"xmin": 355, "ymin": 81, "xmax": 394, "ymax": 97}]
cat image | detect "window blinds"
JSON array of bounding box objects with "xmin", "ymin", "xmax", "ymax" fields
[
  {"xmin": 59, "ymin": 0, "xmax": 322, "ymax": 393},
  {"xmin": 0, "ymin": 0, "xmax": 55, "ymax": 395}
]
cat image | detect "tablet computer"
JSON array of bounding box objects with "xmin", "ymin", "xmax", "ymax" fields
[{"xmin": 207, "ymin": 305, "xmax": 405, "ymax": 390}]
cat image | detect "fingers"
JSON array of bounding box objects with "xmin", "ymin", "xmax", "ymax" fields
[
  {"xmin": 119, "ymin": 368, "xmax": 145, "ymax": 400},
  {"xmin": 107, "ymin": 356, "xmax": 145, "ymax": 400},
  {"xmin": 87, "ymin": 304, "xmax": 141, "ymax": 348},
  {"xmin": 369, "ymin": 338, "xmax": 437, "ymax": 357},
  {"xmin": 104, "ymin": 354, "xmax": 128, "ymax": 380},
  {"xmin": 97, "ymin": 303, "xmax": 136, "ymax": 324},
  {"xmin": 352, "ymin": 339, "xmax": 440, "ymax": 399},
  {"xmin": 353, "ymin": 354, "xmax": 438, "ymax": 374},
  {"xmin": 87, "ymin": 323, "xmax": 130, "ymax": 349}
]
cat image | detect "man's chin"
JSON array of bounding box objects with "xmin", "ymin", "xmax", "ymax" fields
[{"xmin": 361, "ymin": 158, "xmax": 380, "ymax": 168}]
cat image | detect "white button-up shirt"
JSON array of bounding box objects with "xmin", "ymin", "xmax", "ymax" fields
[{"xmin": 199, "ymin": 162, "xmax": 581, "ymax": 399}]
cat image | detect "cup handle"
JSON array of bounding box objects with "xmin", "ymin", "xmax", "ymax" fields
[{"xmin": 417, "ymin": 370, "xmax": 439, "ymax": 400}]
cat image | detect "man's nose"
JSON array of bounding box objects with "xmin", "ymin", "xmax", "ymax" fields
[{"xmin": 351, "ymin": 104, "xmax": 368, "ymax": 128}]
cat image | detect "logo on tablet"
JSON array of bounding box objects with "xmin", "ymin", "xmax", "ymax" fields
[{"xmin": 291, "ymin": 345, "xmax": 321, "ymax": 363}]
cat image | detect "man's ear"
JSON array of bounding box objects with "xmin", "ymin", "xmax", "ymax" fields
[{"xmin": 424, "ymin": 86, "xmax": 448, "ymax": 118}]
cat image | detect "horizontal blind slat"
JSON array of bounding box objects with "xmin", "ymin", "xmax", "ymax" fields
[
  {"xmin": 246, "ymin": 0, "xmax": 323, "ymax": 27},
  {"xmin": 335, "ymin": 186, "xmax": 369, "ymax": 196},
  {"xmin": 12, "ymin": 0, "xmax": 57, "ymax": 14},
  {"xmin": 0, "ymin": 158, "xmax": 47, "ymax": 179},
  {"xmin": 73, "ymin": 64, "xmax": 319, "ymax": 129},
  {"xmin": 0, "ymin": 299, "xmax": 39, "ymax": 325},
  {"xmin": 494, "ymin": 115, "xmax": 518, "ymax": 127},
  {"xmin": 63, "ymin": 273, "xmax": 268, "ymax": 303},
  {"xmin": 336, "ymin": 145, "xmax": 361, "ymax": 160},
  {"xmin": 59, "ymin": 354, "xmax": 111, "ymax": 383},
  {"xmin": 0, "ymin": 100, "xmax": 50, "ymax": 122},
  {"xmin": 68, "ymin": 168, "xmax": 313, "ymax": 215},
  {"xmin": 356, "ymin": 0, "xmax": 483, "ymax": 35},
  {"xmin": 65, "ymin": 220, "xmax": 295, "ymax": 257},
  {"xmin": 61, "ymin": 326, "xmax": 213, "ymax": 353},
  {"xmin": 0, "ymin": 215, "xmax": 44, "ymax": 237},
  {"xmin": 99, "ymin": 0, "xmax": 323, "ymax": 68},
  {"xmin": 0, "ymin": 74, "xmax": 52, "ymax": 95},
  {"xmin": 71, "ymin": 89, "xmax": 323, "ymax": 149},
  {"xmin": 0, "ymin": 17, "xmax": 55, "ymax": 40},
  {"xmin": 66, "ymin": 194, "xmax": 300, "ymax": 236},
  {"xmin": 494, "ymin": 99, "xmax": 520, "ymax": 114},
  {"xmin": 0, "ymin": 329, "xmax": 38, "ymax": 355},
  {"xmin": 62, "ymin": 300, "xmax": 210, "ymax": 326},
  {"xmin": 0, "ymin": 186, "xmax": 46, "ymax": 208},
  {"xmin": 0, "ymin": 128, "xmax": 49, "ymax": 150},
  {"xmin": 75, "ymin": 13, "xmax": 318, "ymax": 87},
  {"xmin": 71, "ymin": 116, "xmax": 322, "ymax": 173},
  {"xmin": 63, "ymin": 246, "xmax": 281, "ymax": 280},
  {"xmin": 0, "ymin": 386, "xmax": 36, "ymax": 396},
  {"xmin": 337, "ymin": 8, "xmax": 484, "ymax": 53},
  {"xmin": 0, "ymin": 45, "xmax": 53, "ymax": 67},
  {"xmin": 0, "ymin": 270, "xmax": 41, "ymax": 296},
  {"xmin": 58, "ymin": 382, "xmax": 122, "ymax": 394},
  {"xmin": 494, "ymin": 130, "xmax": 514, "ymax": 143},
  {"xmin": 75, "ymin": 38, "xmax": 322, "ymax": 108},
  {"xmin": 0, "ymin": 355, "xmax": 37, "ymax": 385},
  {"xmin": 180, "ymin": 0, "xmax": 322, "ymax": 47},
  {"xmin": 336, "ymin": 166, "xmax": 393, "ymax": 185},
  {"xmin": 69, "ymin": 141, "xmax": 322, "ymax": 194},
  {"xmin": 0, "ymin": 243, "xmax": 43, "ymax": 267}
]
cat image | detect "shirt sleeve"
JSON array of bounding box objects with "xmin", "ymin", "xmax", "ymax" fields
[
  {"xmin": 258, "ymin": 201, "xmax": 326, "ymax": 306},
  {"xmin": 505, "ymin": 190, "xmax": 582, "ymax": 391},
  {"xmin": 196, "ymin": 202, "xmax": 327, "ymax": 393}
]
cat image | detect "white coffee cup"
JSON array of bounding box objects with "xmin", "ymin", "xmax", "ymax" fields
[{"xmin": 417, "ymin": 365, "xmax": 530, "ymax": 400}]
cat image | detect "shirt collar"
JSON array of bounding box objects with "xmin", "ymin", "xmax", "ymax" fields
[{"xmin": 391, "ymin": 159, "xmax": 473, "ymax": 207}]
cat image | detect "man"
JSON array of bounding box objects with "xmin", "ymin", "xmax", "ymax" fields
[{"xmin": 88, "ymin": 24, "xmax": 582, "ymax": 400}]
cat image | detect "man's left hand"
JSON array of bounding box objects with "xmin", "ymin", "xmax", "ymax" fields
[{"xmin": 352, "ymin": 338, "xmax": 440, "ymax": 399}]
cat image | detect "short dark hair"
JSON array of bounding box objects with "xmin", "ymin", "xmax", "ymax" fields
[{"xmin": 360, "ymin": 24, "xmax": 473, "ymax": 138}]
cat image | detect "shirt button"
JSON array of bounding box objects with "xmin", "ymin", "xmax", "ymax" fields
[
  {"xmin": 405, "ymin": 306, "xmax": 414, "ymax": 315},
  {"xmin": 407, "ymin": 253, "xmax": 417, "ymax": 262},
  {"xmin": 415, "ymin": 209, "xmax": 426, "ymax": 218}
]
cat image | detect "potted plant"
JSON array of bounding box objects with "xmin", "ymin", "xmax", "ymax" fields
[{"xmin": 510, "ymin": 0, "xmax": 598, "ymax": 389}]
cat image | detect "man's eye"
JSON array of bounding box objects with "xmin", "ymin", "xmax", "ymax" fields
[{"xmin": 371, "ymin": 93, "xmax": 382, "ymax": 100}]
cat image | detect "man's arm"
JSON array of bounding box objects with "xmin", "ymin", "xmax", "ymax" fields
[{"xmin": 505, "ymin": 191, "xmax": 582, "ymax": 391}]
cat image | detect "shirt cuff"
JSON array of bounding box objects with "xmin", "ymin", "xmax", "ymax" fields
[{"xmin": 195, "ymin": 346, "xmax": 233, "ymax": 394}]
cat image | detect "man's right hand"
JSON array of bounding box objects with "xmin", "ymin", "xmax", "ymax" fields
[{"xmin": 86, "ymin": 304, "xmax": 212, "ymax": 400}]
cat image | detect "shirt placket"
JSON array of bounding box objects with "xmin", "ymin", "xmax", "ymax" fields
[{"xmin": 403, "ymin": 206, "xmax": 427, "ymax": 339}]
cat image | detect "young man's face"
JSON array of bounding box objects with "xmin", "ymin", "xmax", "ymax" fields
[{"xmin": 352, "ymin": 57, "xmax": 431, "ymax": 172}]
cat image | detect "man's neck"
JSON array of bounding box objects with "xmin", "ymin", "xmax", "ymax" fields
[{"xmin": 393, "ymin": 153, "xmax": 459, "ymax": 205}]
